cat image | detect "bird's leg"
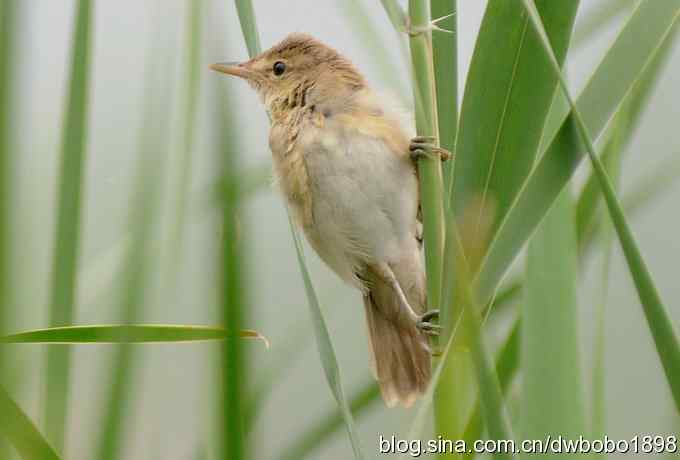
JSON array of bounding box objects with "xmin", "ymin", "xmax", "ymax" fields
[
  {"xmin": 409, "ymin": 136, "xmax": 452, "ymax": 163},
  {"xmin": 370, "ymin": 262, "xmax": 442, "ymax": 336}
]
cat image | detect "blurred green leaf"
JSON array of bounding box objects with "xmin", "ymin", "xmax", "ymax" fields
[
  {"xmin": 0, "ymin": 386, "xmax": 60, "ymax": 460},
  {"xmin": 44, "ymin": 0, "xmax": 93, "ymax": 451},
  {"xmin": 522, "ymin": 189, "xmax": 585, "ymax": 459},
  {"xmin": 521, "ymin": 0, "xmax": 680, "ymax": 411},
  {"xmin": 476, "ymin": 0, "xmax": 680, "ymax": 304},
  {"xmin": 2, "ymin": 325, "xmax": 267, "ymax": 345}
]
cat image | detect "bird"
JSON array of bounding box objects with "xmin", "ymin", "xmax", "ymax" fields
[{"xmin": 210, "ymin": 33, "xmax": 450, "ymax": 407}]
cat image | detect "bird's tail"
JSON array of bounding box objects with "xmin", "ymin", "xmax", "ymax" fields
[{"xmin": 363, "ymin": 278, "xmax": 431, "ymax": 408}]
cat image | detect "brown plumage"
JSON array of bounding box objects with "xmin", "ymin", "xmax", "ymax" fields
[{"xmin": 211, "ymin": 33, "xmax": 443, "ymax": 407}]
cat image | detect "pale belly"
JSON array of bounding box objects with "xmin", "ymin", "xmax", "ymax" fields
[{"xmin": 292, "ymin": 124, "xmax": 419, "ymax": 287}]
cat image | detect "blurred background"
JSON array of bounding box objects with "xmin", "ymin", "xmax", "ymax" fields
[{"xmin": 3, "ymin": 0, "xmax": 679, "ymax": 458}]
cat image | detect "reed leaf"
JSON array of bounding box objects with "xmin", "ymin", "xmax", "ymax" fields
[
  {"xmin": 475, "ymin": 0, "xmax": 680, "ymax": 304},
  {"xmin": 0, "ymin": 386, "xmax": 60, "ymax": 460},
  {"xmin": 522, "ymin": 189, "xmax": 585, "ymax": 459},
  {"xmin": 451, "ymin": 0, "xmax": 578, "ymax": 234},
  {"xmin": 1, "ymin": 325, "xmax": 266, "ymax": 345},
  {"xmin": 521, "ymin": 0, "xmax": 680, "ymax": 411}
]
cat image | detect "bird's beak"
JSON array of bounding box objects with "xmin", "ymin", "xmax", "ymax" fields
[{"xmin": 209, "ymin": 61, "xmax": 251, "ymax": 79}]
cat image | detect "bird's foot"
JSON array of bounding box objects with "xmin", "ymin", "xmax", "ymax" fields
[
  {"xmin": 416, "ymin": 309, "xmax": 441, "ymax": 336},
  {"xmin": 409, "ymin": 136, "xmax": 452, "ymax": 163}
]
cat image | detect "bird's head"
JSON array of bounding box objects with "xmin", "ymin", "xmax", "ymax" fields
[{"xmin": 210, "ymin": 33, "xmax": 366, "ymax": 117}]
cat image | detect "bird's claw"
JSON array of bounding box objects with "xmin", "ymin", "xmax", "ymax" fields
[
  {"xmin": 409, "ymin": 136, "xmax": 452, "ymax": 163},
  {"xmin": 417, "ymin": 309, "xmax": 441, "ymax": 337}
]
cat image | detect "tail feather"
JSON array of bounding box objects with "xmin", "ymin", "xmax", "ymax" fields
[{"xmin": 363, "ymin": 286, "xmax": 431, "ymax": 408}]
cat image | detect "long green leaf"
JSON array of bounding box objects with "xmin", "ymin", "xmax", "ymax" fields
[
  {"xmin": 522, "ymin": 189, "xmax": 585, "ymax": 459},
  {"xmin": 44, "ymin": 0, "xmax": 93, "ymax": 451},
  {"xmin": 1, "ymin": 325, "xmax": 266, "ymax": 344},
  {"xmin": 0, "ymin": 386, "xmax": 60, "ymax": 460},
  {"xmin": 521, "ymin": 0, "xmax": 680, "ymax": 411},
  {"xmin": 288, "ymin": 219, "xmax": 365, "ymax": 459},
  {"xmin": 591, "ymin": 121, "xmax": 624, "ymax": 442},
  {"xmin": 451, "ymin": 0, "xmax": 578, "ymax": 233},
  {"xmin": 431, "ymin": 0, "xmax": 457, "ymax": 193},
  {"xmin": 231, "ymin": 3, "xmax": 364, "ymax": 458},
  {"xmin": 475, "ymin": 0, "xmax": 680, "ymax": 304},
  {"xmin": 575, "ymin": 34, "xmax": 676, "ymax": 250},
  {"xmin": 462, "ymin": 319, "xmax": 520, "ymax": 453},
  {"xmin": 449, "ymin": 221, "xmax": 515, "ymax": 460}
]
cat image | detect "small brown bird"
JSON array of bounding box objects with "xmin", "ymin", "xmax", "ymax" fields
[{"xmin": 211, "ymin": 33, "xmax": 449, "ymax": 407}]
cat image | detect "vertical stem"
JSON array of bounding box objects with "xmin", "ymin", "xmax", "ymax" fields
[
  {"xmin": 44, "ymin": 0, "xmax": 93, "ymax": 452},
  {"xmin": 408, "ymin": 0, "xmax": 445, "ymax": 316},
  {"xmin": 431, "ymin": 0, "xmax": 457, "ymax": 199},
  {"xmin": 217, "ymin": 94, "xmax": 246, "ymax": 460}
]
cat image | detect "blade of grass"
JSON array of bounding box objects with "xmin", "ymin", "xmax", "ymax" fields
[
  {"xmin": 591, "ymin": 142, "xmax": 622, "ymax": 443},
  {"xmin": 1, "ymin": 325, "xmax": 266, "ymax": 344},
  {"xmin": 575, "ymin": 35, "xmax": 676, "ymax": 250},
  {"xmin": 288, "ymin": 218, "xmax": 365, "ymax": 459},
  {"xmin": 231, "ymin": 2, "xmax": 364, "ymax": 457},
  {"xmin": 521, "ymin": 0, "xmax": 680, "ymax": 411},
  {"xmin": 475, "ymin": 0, "xmax": 680, "ymax": 304},
  {"xmin": 0, "ymin": 385, "xmax": 60, "ymax": 460},
  {"xmin": 450, "ymin": 0, "xmax": 578, "ymax": 234},
  {"xmin": 431, "ymin": 0, "xmax": 457, "ymax": 193},
  {"xmin": 522, "ymin": 189, "xmax": 585, "ymax": 458},
  {"xmin": 462, "ymin": 319, "xmax": 520, "ymax": 453},
  {"xmin": 43, "ymin": 0, "xmax": 93, "ymax": 451},
  {"xmin": 448, "ymin": 218, "xmax": 515, "ymax": 460}
]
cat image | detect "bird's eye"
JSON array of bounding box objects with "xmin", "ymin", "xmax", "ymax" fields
[{"xmin": 273, "ymin": 61, "xmax": 286, "ymax": 76}]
